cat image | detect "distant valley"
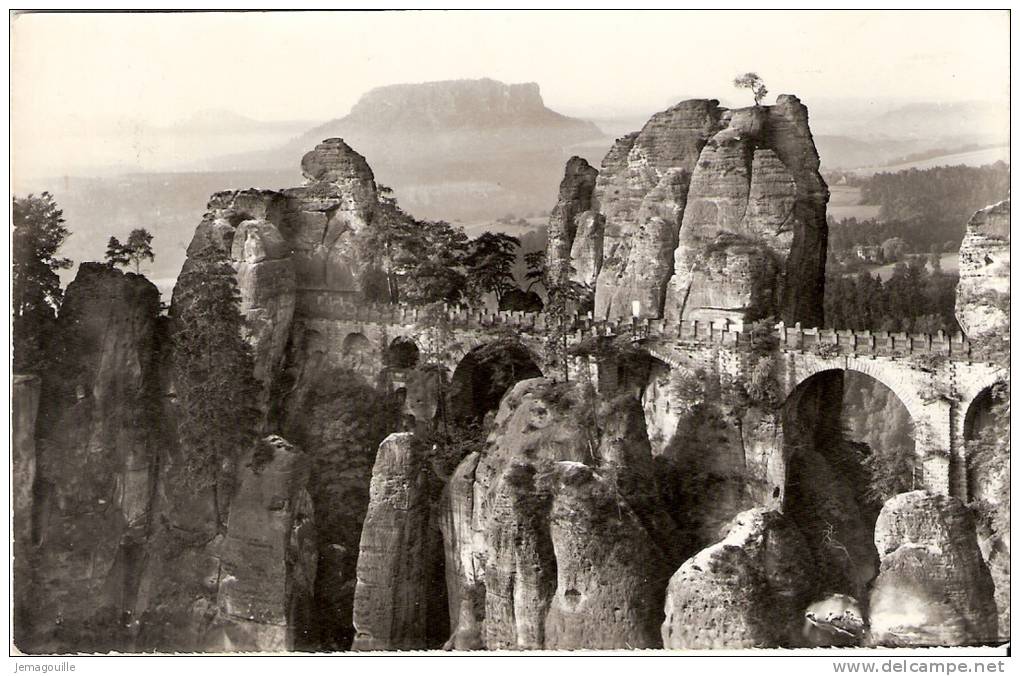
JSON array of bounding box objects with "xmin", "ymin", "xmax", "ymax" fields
[{"xmin": 12, "ymin": 81, "xmax": 1008, "ymax": 299}]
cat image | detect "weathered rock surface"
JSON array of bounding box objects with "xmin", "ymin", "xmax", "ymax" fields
[
  {"xmin": 20, "ymin": 264, "xmax": 162, "ymax": 653},
  {"xmin": 544, "ymin": 462, "xmax": 672, "ymax": 650},
  {"xmin": 661, "ymin": 509, "xmax": 816, "ymax": 649},
  {"xmin": 278, "ymin": 326, "xmax": 402, "ymax": 650},
  {"xmin": 664, "ymin": 97, "xmax": 827, "ymax": 325},
  {"xmin": 956, "ymin": 199, "xmax": 1010, "ymax": 356},
  {"xmin": 180, "ymin": 141, "xmax": 386, "ymax": 422},
  {"xmin": 546, "ymin": 156, "xmax": 598, "ymax": 279},
  {"xmin": 210, "ymin": 436, "xmax": 317, "ymax": 652},
  {"xmin": 351, "ymin": 433, "xmax": 444, "ymax": 651},
  {"xmin": 593, "ymin": 100, "xmax": 721, "ymax": 319},
  {"xmin": 435, "ymin": 379, "xmax": 683, "ymax": 650},
  {"xmin": 569, "ymin": 210, "xmax": 606, "ymax": 288},
  {"xmin": 12, "ymin": 374, "xmax": 39, "ymax": 558},
  {"xmin": 12, "ymin": 375, "xmax": 41, "ymax": 647},
  {"xmin": 868, "ymin": 491, "xmax": 997, "ymax": 646},
  {"xmin": 569, "ymin": 95, "xmax": 826, "ymax": 325},
  {"xmin": 975, "ymin": 523, "xmax": 1010, "ymax": 641},
  {"xmin": 182, "ymin": 190, "xmax": 296, "ymax": 422}
]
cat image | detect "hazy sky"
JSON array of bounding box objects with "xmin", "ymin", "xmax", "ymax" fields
[{"xmin": 11, "ymin": 10, "xmax": 1010, "ymax": 177}]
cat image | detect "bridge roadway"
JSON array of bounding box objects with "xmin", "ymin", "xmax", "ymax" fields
[{"xmin": 296, "ymin": 290, "xmax": 1005, "ymax": 498}]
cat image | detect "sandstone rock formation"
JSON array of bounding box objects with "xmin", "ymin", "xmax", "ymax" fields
[
  {"xmin": 12, "ymin": 375, "xmax": 40, "ymax": 647},
  {"xmin": 661, "ymin": 509, "xmax": 816, "ymax": 649},
  {"xmin": 558, "ymin": 96, "xmax": 826, "ymax": 325},
  {"xmin": 545, "ymin": 156, "xmax": 599, "ymax": 285},
  {"xmin": 956, "ymin": 199, "xmax": 1010, "ymax": 356},
  {"xmin": 351, "ymin": 433, "xmax": 445, "ymax": 651},
  {"xmin": 184, "ymin": 190, "xmax": 296, "ymax": 421},
  {"xmin": 21, "ymin": 264, "xmax": 162, "ymax": 652},
  {"xmin": 167, "ymin": 142, "xmax": 402, "ymax": 651},
  {"xmin": 438, "ymin": 379, "xmax": 681, "ymax": 650},
  {"xmin": 868, "ymin": 491, "xmax": 997, "ymax": 646},
  {"xmin": 12, "ymin": 374, "xmax": 39, "ymax": 559},
  {"xmin": 211, "ymin": 436, "xmax": 317, "ymax": 652},
  {"xmin": 278, "ymin": 325, "xmax": 402, "ymax": 650}
]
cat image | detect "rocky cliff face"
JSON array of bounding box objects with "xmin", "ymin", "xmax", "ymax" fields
[
  {"xmin": 956, "ymin": 199, "xmax": 1009, "ymax": 356},
  {"xmin": 12, "ymin": 375, "xmax": 41, "ymax": 647},
  {"xmin": 351, "ymin": 433, "xmax": 445, "ymax": 651},
  {"xmin": 210, "ymin": 436, "xmax": 317, "ymax": 651},
  {"xmin": 172, "ymin": 139, "xmax": 403, "ymax": 650},
  {"xmin": 559, "ymin": 96, "xmax": 827, "ymax": 325},
  {"xmin": 867, "ymin": 492, "xmax": 997, "ymax": 646},
  {"xmin": 661, "ymin": 509, "xmax": 817, "ymax": 649},
  {"xmin": 545, "ymin": 156, "xmax": 599, "ymax": 286},
  {"xmin": 187, "ymin": 137, "xmax": 381, "ymax": 300},
  {"xmin": 20, "ymin": 264, "xmax": 162, "ymax": 652},
  {"xmin": 367, "ymin": 379, "xmax": 684, "ymax": 651}
]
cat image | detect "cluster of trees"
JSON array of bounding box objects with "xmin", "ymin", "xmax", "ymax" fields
[
  {"xmin": 14, "ymin": 191, "xmax": 163, "ymax": 374},
  {"xmin": 14, "ymin": 192, "xmax": 257, "ymax": 529},
  {"xmin": 829, "ymin": 164, "xmax": 1009, "ymax": 261},
  {"xmin": 828, "ymin": 217, "xmax": 964, "ymax": 259},
  {"xmin": 105, "ymin": 228, "xmax": 155, "ymax": 272},
  {"xmin": 13, "ymin": 193, "xmax": 72, "ymax": 373},
  {"xmin": 824, "ymin": 258, "xmax": 961, "ymax": 334},
  {"xmin": 355, "ymin": 185, "xmax": 545, "ymax": 311},
  {"xmin": 861, "ymin": 162, "xmax": 1009, "ymax": 225}
]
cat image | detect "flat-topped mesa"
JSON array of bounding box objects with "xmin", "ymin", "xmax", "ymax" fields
[{"xmin": 561, "ymin": 95, "xmax": 827, "ymax": 326}]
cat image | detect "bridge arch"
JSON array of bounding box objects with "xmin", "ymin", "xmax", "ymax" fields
[
  {"xmin": 779, "ymin": 367, "xmax": 920, "ymax": 598},
  {"xmin": 340, "ymin": 331, "xmax": 377, "ymax": 379},
  {"xmin": 385, "ymin": 336, "xmax": 421, "ymax": 369},
  {"xmin": 447, "ymin": 339, "xmax": 543, "ymax": 423},
  {"xmin": 961, "ymin": 377, "xmax": 1007, "ymax": 502}
]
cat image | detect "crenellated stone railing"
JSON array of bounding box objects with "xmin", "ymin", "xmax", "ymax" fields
[{"xmin": 295, "ymin": 289, "xmax": 991, "ymax": 363}]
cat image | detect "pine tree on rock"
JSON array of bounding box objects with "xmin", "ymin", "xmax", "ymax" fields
[
  {"xmin": 13, "ymin": 192, "xmax": 71, "ymax": 373},
  {"xmin": 105, "ymin": 228, "xmax": 155, "ymax": 273},
  {"xmin": 171, "ymin": 244, "xmax": 260, "ymax": 529}
]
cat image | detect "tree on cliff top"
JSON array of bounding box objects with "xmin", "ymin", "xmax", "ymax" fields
[
  {"xmin": 106, "ymin": 228, "xmax": 155, "ymax": 273},
  {"xmin": 171, "ymin": 245, "xmax": 260, "ymax": 529},
  {"xmin": 13, "ymin": 192, "xmax": 72, "ymax": 373},
  {"xmin": 733, "ymin": 72, "xmax": 768, "ymax": 106},
  {"xmin": 356, "ymin": 187, "xmax": 470, "ymax": 305},
  {"xmin": 465, "ymin": 231, "xmax": 520, "ymax": 305}
]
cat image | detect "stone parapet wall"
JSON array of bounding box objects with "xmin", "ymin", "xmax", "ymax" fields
[{"xmin": 295, "ymin": 290, "xmax": 994, "ymax": 365}]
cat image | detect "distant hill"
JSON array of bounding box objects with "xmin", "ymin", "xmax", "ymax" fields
[
  {"xmin": 814, "ymin": 100, "xmax": 1008, "ymax": 170},
  {"xmin": 214, "ymin": 78, "xmax": 607, "ymax": 221},
  {"xmin": 860, "ymin": 100, "xmax": 1008, "ymax": 142}
]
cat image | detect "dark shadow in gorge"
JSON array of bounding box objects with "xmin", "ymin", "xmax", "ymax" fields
[{"xmin": 782, "ymin": 369, "xmax": 916, "ymax": 618}]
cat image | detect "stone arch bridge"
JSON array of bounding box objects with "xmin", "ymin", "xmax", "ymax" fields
[{"xmin": 295, "ymin": 290, "xmax": 1004, "ymax": 500}]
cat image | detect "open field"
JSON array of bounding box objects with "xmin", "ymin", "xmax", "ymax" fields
[
  {"xmin": 865, "ymin": 252, "xmax": 960, "ymax": 281},
  {"xmin": 856, "ymin": 145, "xmax": 1009, "ymax": 176},
  {"xmin": 828, "ymin": 185, "xmax": 881, "ymax": 221}
]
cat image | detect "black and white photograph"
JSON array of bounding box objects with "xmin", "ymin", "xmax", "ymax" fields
[{"xmin": 7, "ymin": 8, "xmax": 1013, "ymax": 664}]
